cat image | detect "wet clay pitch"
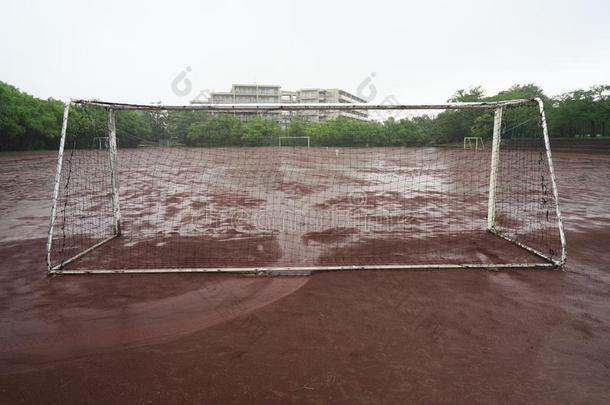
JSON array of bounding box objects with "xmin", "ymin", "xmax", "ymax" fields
[
  {"xmin": 50, "ymin": 147, "xmax": 557, "ymax": 270},
  {"xmin": 0, "ymin": 150, "xmax": 609, "ymax": 404}
]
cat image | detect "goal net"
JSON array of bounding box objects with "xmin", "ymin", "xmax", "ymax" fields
[{"xmin": 46, "ymin": 99, "xmax": 566, "ymax": 274}]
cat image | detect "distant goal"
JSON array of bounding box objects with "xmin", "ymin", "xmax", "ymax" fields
[
  {"xmin": 46, "ymin": 99, "xmax": 566, "ymax": 274},
  {"xmin": 464, "ymin": 136, "xmax": 484, "ymax": 151}
]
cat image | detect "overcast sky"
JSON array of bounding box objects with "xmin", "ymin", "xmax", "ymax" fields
[{"xmin": 2, "ymin": 0, "xmax": 608, "ymax": 105}]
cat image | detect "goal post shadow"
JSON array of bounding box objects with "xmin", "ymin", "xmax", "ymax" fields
[{"xmin": 46, "ymin": 98, "xmax": 566, "ymax": 274}]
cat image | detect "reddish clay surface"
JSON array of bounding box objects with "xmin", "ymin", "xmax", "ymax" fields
[
  {"xmin": 0, "ymin": 150, "xmax": 609, "ymax": 404},
  {"xmin": 48, "ymin": 146, "xmax": 560, "ymax": 270}
]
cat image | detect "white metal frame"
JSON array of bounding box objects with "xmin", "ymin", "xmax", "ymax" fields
[
  {"xmin": 92, "ymin": 136, "xmax": 109, "ymax": 150},
  {"xmin": 107, "ymin": 109, "xmax": 122, "ymax": 236},
  {"xmin": 536, "ymin": 97, "xmax": 567, "ymax": 265},
  {"xmin": 46, "ymin": 102, "xmax": 71, "ymax": 271},
  {"xmin": 278, "ymin": 136, "xmax": 310, "ymax": 148},
  {"xmin": 92, "ymin": 136, "xmax": 119, "ymax": 150},
  {"xmin": 46, "ymin": 98, "xmax": 567, "ymax": 274},
  {"xmin": 463, "ymin": 136, "xmax": 484, "ymax": 151},
  {"xmin": 487, "ymin": 107, "xmax": 503, "ymax": 230}
]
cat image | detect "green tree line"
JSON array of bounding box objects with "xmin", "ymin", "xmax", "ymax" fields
[{"xmin": 0, "ymin": 80, "xmax": 608, "ymax": 151}]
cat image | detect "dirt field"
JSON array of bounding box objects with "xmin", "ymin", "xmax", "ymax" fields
[
  {"xmin": 0, "ymin": 149, "xmax": 609, "ymax": 404},
  {"xmin": 49, "ymin": 146, "xmax": 558, "ymax": 270}
]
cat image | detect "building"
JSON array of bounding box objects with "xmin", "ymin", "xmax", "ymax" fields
[
  {"xmin": 209, "ymin": 84, "xmax": 282, "ymax": 121},
  {"xmin": 210, "ymin": 84, "xmax": 282, "ymax": 104},
  {"xmin": 198, "ymin": 84, "xmax": 368, "ymax": 123},
  {"xmin": 296, "ymin": 88, "xmax": 368, "ymax": 121}
]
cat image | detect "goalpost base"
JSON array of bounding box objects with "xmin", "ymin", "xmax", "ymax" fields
[
  {"xmin": 49, "ymin": 262, "xmax": 558, "ymax": 276},
  {"xmin": 48, "ymin": 229, "xmax": 560, "ymax": 275}
]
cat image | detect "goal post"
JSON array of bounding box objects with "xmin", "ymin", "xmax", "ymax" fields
[
  {"xmin": 46, "ymin": 98, "xmax": 566, "ymax": 274},
  {"xmin": 107, "ymin": 108, "xmax": 121, "ymax": 236},
  {"xmin": 278, "ymin": 136, "xmax": 310, "ymax": 147},
  {"xmin": 536, "ymin": 97, "xmax": 567, "ymax": 265},
  {"xmin": 92, "ymin": 137, "xmax": 109, "ymax": 149},
  {"xmin": 487, "ymin": 107, "xmax": 503, "ymax": 231},
  {"xmin": 463, "ymin": 137, "xmax": 484, "ymax": 150}
]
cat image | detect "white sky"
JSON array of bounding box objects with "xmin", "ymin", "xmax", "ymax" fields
[{"xmin": 1, "ymin": 0, "xmax": 608, "ymax": 105}]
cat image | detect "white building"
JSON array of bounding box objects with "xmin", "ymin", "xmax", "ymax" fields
[
  {"xmin": 197, "ymin": 84, "xmax": 368, "ymax": 123},
  {"xmin": 296, "ymin": 88, "xmax": 368, "ymax": 121}
]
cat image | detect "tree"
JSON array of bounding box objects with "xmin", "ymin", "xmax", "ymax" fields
[
  {"xmin": 241, "ymin": 116, "xmax": 280, "ymax": 146},
  {"xmin": 491, "ymin": 84, "xmax": 547, "ymax": 102},
  {"xmin": 167, "ymin": 110, "xmax": 210, "ymax": 144},
  {"xmin": 143, "ymin": 110, "xmax": 168, "ymax": 144},
  {"xmin": 1, "ymin": 80, "xmax": 609, "ymax": 150},
  {"xmin": 186, "ymin": 113, "xmax": 242, "ymax": 146},
  {"xmin": 0, "ymin": 81, "xmax": 64, "ymax": 150},
  {"xmin": 115, "ymin": 111, "xmax": 152, "ymax": 147},
  {"xmin": 287, "ymin": 117, "xmax": 309, "ymax": 138},
  {"xmin": 449, "ymin": 86, "xmax": 485, "ymax": 103},
  {"xmin": 548, "ymin": 85, "xmax": 610, "ymax": 137},
  {"xmin": 383, "ymin": 117, "xmax": 427, "ymax": 146},
  {"xmin": 439, "ymin": 86, "xmax": 488, "ymax": 142}
]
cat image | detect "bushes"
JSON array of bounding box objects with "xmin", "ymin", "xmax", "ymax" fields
[
  {"xmin": 1, "ymin": 80, "xmax": 608, "ymax": 151},
  {"xmin": 0, "ymin": 81, "xmax": 64, "ymax": 150}
]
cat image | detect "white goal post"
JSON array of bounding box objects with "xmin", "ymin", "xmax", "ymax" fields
[
  {"xmin": 279, "ymin": 136, "xmax": 310, "ymax": 147},
  {"xmin": 463, "ymin": 136, "xmax": 484, "ymax": 151},
  {"xmin": 92, "ymin": 136, "xmax": 109, "ymax": 149},
  {"xmin": 46, "ymin": 98, "xmax": 566, "ymax": 274}
]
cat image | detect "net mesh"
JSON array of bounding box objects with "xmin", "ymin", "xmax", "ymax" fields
[{"xmin": 49, "ymin": 101, "xmax": 563, "ymax": 270}]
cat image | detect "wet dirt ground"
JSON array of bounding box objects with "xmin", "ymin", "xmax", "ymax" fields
[
  {"xmin": 50, "ymin": 146, "xmax": 558, "ymax": 270},
  {"xmin": 0, "ymin": 150, "xmax": 608, "ymax": 404}
]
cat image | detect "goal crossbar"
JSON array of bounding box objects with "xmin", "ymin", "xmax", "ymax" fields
[
  {"xmin": 71, "ymin": 99, "xmax": 532, "ymax": 111},
  {"xmin": 47, "ymin": 98, "xmax": 567, "ymax": 275},
  {"xmin": 464, "ymin": 137, "xmax": 484, "ymax": 149}
]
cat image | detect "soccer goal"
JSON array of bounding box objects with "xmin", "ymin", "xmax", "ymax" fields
[
  {"xmin": 464, "ymin": 136, "xmax": 484, "ymax": 151},
  {"xmin": 92, "ymin": 136, "xmax": 109, "ymax": 149},
  {"xmin": 279, "ymin": 136, "xmax": 310, "ymax": 147},
  {"xmin": 46, "ymin": 99, "xmax": 566, "ymax": 274}
]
